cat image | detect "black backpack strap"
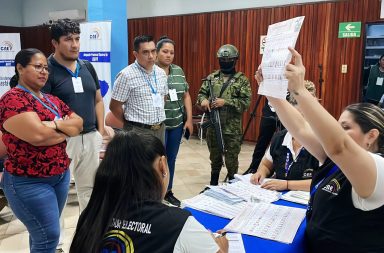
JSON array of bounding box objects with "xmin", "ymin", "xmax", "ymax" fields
[{"xmin": 80, "ymin": 60, "xmax": 100, "ymax": 89}]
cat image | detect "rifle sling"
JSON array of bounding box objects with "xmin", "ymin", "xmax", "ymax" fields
[{"xmin": 218, "ymin": 74, "xmax": 234, "ymax": 98}]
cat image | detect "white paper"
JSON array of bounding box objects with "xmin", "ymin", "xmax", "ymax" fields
[
  {"xmin": 224, "ymin": 203, "xmax": 306, "ymax": 244},
  {"xmin": 258, "ymin": 16, "xmax": 305, "ymax": 99},
  {"xmin": 220, "ymin": 181, "xmax": 281, "ymax": 203},
  {"xmin": 281, "ymin": 190, "xmax": 310, "ymax": 205},
  {"xmin": 181, "ymin": 194, "xmax": 247, "ymax": 219},
  {"xmin": 227, "ymin": 233, "xmax": 246, "ymax": 253}
]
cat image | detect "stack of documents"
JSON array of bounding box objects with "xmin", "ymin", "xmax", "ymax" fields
[
  {"xmin": 182, "ymin": 194, "xmax": 247, "ymax": 219},
  {"xmin": 224, "ymin": 202, "xmax": 306, "ymax": 244},
  {"xmin": 281, "ymin": 191, "xmax": 310, "ymax": 205},
  {"xmin": 203, "ymin": 186, "xmax": 245, "ymax": 205},
  {"xmin": 220, "ymin": 181, "xmax": 281, "ymax": 203}
]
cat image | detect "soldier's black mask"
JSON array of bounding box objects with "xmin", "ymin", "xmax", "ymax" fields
[{"xmin": 219, "ymin": 58, "xmax": 237, "ymax": 75}]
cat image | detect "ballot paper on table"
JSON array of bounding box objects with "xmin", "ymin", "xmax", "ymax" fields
[
  {"xmin": 258, "ymin": 16, "xmax": 305, "ymax": 99},
  {"xmin": 227, "ymin": 233, "xmax": 246, "ymax": 253},
  {"xmin": 203, "ymin": 186, "xmax": 245, "ymax": 205},
  {"xmin": 181, "ymin": 194, "xmax": 247, "ymax": 219},
  {"xmin": 281, "ymin": 190, "xmax": 310, "ymax": 205},
  {"xmin": 224, "ymin": 202, "xmax": 306, "ymax": 244},
  {"xmin": 220, "ymin": 180, "xmax": 281, "ymax": 203}
]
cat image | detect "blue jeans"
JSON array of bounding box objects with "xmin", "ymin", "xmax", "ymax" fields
[
  {"xmin": 165, "ymin": 125, "xmax": 183, "ymax": 190},
  {"xmin": 1, "ymin": 169, "xmax": 70, "ymax": 253}
]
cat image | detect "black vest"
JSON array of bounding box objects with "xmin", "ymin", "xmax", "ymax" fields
[
  {"xmin": 269, "ymin": 130, "xmax": 318, "ymax": 180},
  {"xmin": 306, "ymin": 159, "xmax": 384, "ymax": 252},
  {"xmin": 102, "ymin": 202, "xmax": 190, "ymax": 253}
]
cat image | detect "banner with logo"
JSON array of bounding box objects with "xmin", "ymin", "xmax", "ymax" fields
[
  {"xmin": 0, "ymin": 33, "xmax": 21, "ymax": 97},
  {"xmin": 79, "ymin": 21, "xmax": 111, "ymax": 113}
]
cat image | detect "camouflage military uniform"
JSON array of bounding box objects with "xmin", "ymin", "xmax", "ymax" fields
[{"xmin": 197, "ymin": 70, "xmax": 251, "ymax": 185}]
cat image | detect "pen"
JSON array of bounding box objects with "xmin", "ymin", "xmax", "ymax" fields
[{"xmin": 213, "ymin": 232, "xmax": 227, "ymax": 238}]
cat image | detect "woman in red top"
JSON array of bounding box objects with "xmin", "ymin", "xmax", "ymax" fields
[{"xmin": 0, "ymin": 48, "xmax": 83, "ymax": 253}]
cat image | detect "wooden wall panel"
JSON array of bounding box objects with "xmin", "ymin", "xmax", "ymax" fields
[
  {"xmin": 0, "ymin": 0, "xmax": 381, "ymax": 142},
  {"xmin": 128, "ymin": 0, "xmax": 382, "ymax": 142}
]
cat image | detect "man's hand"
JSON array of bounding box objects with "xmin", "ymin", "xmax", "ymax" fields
[
  {"xmin": 201, "ymin": 99, "xmax": 211, "ymax": 112},
  {"xmin": 211, "ymin": 98, "xmax": 225, "ymax": 109}
]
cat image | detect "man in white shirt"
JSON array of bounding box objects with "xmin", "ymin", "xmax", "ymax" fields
[{"xmin": 110, "ymin": 35, "xmax": 168, "ymax": 144}]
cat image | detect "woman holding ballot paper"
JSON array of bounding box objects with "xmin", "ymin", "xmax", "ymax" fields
[{"xmin": 256, "ymin": 47, "xmax": 384, "ymax": 252}]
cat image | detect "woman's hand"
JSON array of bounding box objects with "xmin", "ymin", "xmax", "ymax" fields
[
  {"xmin": 254, "ymin": 66, "xmax": 263, "ymax": 85},
  {"xmin": 211, "ymin": 230, "xmax": 229, "ymax": 253},
  {"xmin": 250, "ymin": 172, "xmax": 265, "ymax": 185},
  {"xmin": 261, "ymin": 179, "xmax": 288, "ymax": 191},
  {"xmin": 285, "ymin": 47, "xmax": 306, "ymax": 95}
]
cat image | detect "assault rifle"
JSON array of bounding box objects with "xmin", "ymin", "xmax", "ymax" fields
[{"xmin": 201, "ymin": 77, "xmax": 226, "ymax": 166}]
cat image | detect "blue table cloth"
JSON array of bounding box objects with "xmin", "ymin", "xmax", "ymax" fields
[{"xmin": 186, "ymin": 199, "xmax": 307, "ymax": 253}]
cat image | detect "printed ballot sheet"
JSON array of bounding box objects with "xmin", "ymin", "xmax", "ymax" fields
[
  {"xmin": 227, "ymin": 233, "xmax": 246, "ymax": 253},
  {"xmin": 258, "ymin": 16, "xmax": 305, "ymax": 99},
  {"xmin": 281, "ymin": 190, "xmax": 310, "ymax": 205},
  {"xmin": 224, "ymin": 202, "xmax": 306, "ymax": 244},
  {"xmin": 221, "ymin": 180, "xmax": 281, "ymax": 203},
  {"xmin": 181, "ymin": 194, "xmax": 247, "ymax": 219}
]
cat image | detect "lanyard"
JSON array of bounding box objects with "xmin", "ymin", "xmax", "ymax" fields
[
  {"xmin": 136, "ymin": 62, "xmax": 158, "ymax": 94},
  {"xmin": 284, "ymin": 147, "xmax": 304, "ymax": 177},
  {"xmin": 65, "ymin": 62, "xmax": 80, "ymax": 78},
  {"xmin": 17, "ymin": 85, "xmax": 60, "ymax": 119},
  {"xmin": 310, "ymin": 164, "xmax": 339, "ymax": 198}
]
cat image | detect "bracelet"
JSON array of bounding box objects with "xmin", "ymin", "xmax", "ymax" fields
[
  {"xmin": 53, "ymin": 120, "xmax": 58, "ymax": 130},
  {"xmin": 286, "ymin": 180, "xmax": 289, "ymax": 190}
]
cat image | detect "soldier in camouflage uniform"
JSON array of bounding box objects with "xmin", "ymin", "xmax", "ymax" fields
[{"xmin": 197, "ymin": 44, "xmax": 252, "ymax": 185}]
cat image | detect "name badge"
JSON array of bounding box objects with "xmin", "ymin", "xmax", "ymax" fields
[
  {"xmin": 376, "ymin": 77, "xmax": 383, "ymax": 86},
  {"xmin": 152, "ymin": 93, "xmax": 162, "ymax": 108},
  {"xmin": 169, "ymin": 89, "xmax": 178, "ymax": 101},
  {"xmin": 72, "ymin": 77, "xmax": 84, "ymax": 93}
]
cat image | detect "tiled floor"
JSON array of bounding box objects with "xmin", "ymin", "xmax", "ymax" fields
[{"xmin": 0, "ymin": 137, "xmax": 255, "ymax": 252}]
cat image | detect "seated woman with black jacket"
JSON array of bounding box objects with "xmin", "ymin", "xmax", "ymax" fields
[
  {"xmin": 70, "ymin": 131, "xmax": 228, "ymax": 253},
  {"xmin": 251, "ymin": 81, "xmax": 319, "ymax": 191}
]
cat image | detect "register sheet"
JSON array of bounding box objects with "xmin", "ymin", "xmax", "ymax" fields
[
  {"xmin": 224, "ymin": 202, "xmax": 306, "ymax": 244},
  {"xmin": 258, "ymin": 16, "xmax": 305, "ymax": 99}
]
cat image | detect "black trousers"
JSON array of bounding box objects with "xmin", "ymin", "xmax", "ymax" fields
[{"xmin": 247, "ymin": 102, "xmax": 282, "ymax": 173}]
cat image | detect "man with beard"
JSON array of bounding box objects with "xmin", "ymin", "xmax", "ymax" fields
[
  {"xmin": 43, "ymin": 19, "xmax": 105, "ymax": 213},
  {"xmin": 197, "ymin": 44, "xmax": 251, "ymax": 185}
]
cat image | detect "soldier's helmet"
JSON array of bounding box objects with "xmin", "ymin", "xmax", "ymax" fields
[{"xmin": 216, "ymin": 44, "xmax": 239, "ymax": 59}]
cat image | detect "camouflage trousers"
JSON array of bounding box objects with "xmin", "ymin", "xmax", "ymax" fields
[{"xmin": 206, "ymin": 128, "xmax": 241, "ymax": 185}]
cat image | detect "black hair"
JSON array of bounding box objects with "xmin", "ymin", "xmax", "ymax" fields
[
  {"xmin": 156, "ymin": 35, "xmax": 175, "ymax": 52},
  {"xmin": 69, "ymin": 131, "xmax": 166, "ymax": 253},
  {"xmin": 345, "ymin": 103, "xmax": 384, "ymax": 154},
  {"xmin": 133, "ymin": 35, "xmax": 154, "ymax": 52},
  {"xmin": 379, "ymin": 55, "xmax": 384, "ymax": 62},
  {"xmin": 9, "ymin": 48, "xmax": 44, "ymax": 88},
  {"xmin": 50, "ymin": 18, "xmax": 80, "ymax": 41}
]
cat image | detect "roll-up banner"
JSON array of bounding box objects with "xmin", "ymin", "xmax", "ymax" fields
[
  {"xmin": 0, "ymin": 33, "xmax": 21, "ymax": 97},
  {"xmin": 79, "ymin": 21, "xmax": 112, "ymax": 113}
]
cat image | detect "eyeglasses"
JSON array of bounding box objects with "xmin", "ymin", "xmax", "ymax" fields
[{"xmin": 27, "ymin": 64, "xmax": 49, "ymax": 73}]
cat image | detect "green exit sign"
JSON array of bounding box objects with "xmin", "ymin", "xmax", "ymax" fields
[{"xmin": 338, "ymin": 22, "xmax": 361, "ymax": 38}]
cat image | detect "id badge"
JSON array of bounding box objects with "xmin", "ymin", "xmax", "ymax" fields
[
  {"xmin": 376, "ymin": 77, "xmax": 383, "ymax": 86},
  {"xmin": 54, "ymin": 116, "xmax": 63, "ymax": 121},
  {"xmin": 169, "ymin": 89, "xmax": 178, "ymax": 101},
  {"xmin": 152, "ymin": 93, "xmax": 162, "ymax": 108},
  {"xmin": 72, "ymin": 77, "xmax": 84, "ymax": 93}
]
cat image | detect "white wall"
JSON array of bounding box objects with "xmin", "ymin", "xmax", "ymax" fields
[
  {"xmin": 127, "ymin": 0, "xmax": 332, "ymax": 19},
  {"xmin": 22, "ymin": 0, "xmax": 87, "ymax": 26},
  {"xmin": 0, "ymin": 0, "xmax": 22, "ymax": 26}
]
